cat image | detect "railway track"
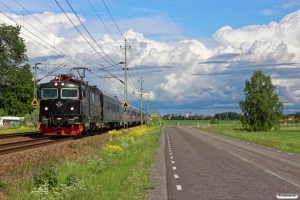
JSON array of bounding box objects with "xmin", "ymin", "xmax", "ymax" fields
[
  {"xmin": 0, "ymin": 131, "xmax": 42, "ymax": 139},
  {"xmin": 0, "ymin": 129, "xmax": 111, "ymax": 155},
  {"xmin": 0, "ymin": 137, "xmax": 74, "ymax": 155}
]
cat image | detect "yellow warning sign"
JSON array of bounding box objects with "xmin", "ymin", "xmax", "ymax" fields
[
  {"xmin": 122, "ymin": 101, "xmax": 130, "ymax": 109},
  {"xmin": 31, "ymin": 98, "xmax": 39, "ymax": 106}
]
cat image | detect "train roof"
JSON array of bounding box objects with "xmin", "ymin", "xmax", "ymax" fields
[{"xmin": 102, "ymin": 92, "xmax": 120, "ymax": 101}]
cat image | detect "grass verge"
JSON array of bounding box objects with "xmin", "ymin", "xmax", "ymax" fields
[
  {"xmin": 194, "ymin": 121, "xmax": 300, "ymax": 154},
  {"xmin": 6, "ymin": 126, "xmax": 161, "ymax": 200}
]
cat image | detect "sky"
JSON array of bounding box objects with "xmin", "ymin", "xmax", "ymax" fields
[{"xmin": 1, "ymin": 0, "xmax": 300, "ymax": 116}]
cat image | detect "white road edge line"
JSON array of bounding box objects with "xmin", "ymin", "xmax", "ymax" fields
[
  {"xmin": 229, "ymin": 151, "xmax": 300, "ymax": 189},
  {"xmin": 265, "ymin": 170, "xmax": 300, "ymax": 188},
  {"xmin": 195, "ymin": 128, "xmax": 299, "ymax": 188},
  {"xmin": 229, "ymin": 152, "xmax": 251, "ymax": 164}
]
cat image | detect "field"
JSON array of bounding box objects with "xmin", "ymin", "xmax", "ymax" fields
[{"xmin": 162, "ymin": 119, "xmax": 300, "ymax": 154}]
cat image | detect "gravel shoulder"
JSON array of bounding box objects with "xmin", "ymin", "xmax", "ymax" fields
[{"xmin": 146, "ymin": 127, "xmax": 167, "ymax": 200}]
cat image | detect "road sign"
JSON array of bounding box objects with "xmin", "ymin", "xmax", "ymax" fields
[
  {"xmin": 122, "ymin": 101, "xmax": 130, "ymax": 109},
  {"xmin": 31, "ymin": 98, "xmax": 39, "ymax": 106}
]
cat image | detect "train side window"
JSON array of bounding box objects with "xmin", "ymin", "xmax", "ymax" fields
[
  {"xmin": 108, "ymin": 102, "xmax": 112, "ymax": 111},
  {"xmin": 92, "ymin": 94, "xmax": 95, "ymax": 102},
  {"xmin": 82, "ymin": 91, "xmax": 86, "ymax": 98}
]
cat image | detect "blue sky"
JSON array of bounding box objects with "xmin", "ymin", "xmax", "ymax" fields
[{"xmin": 2, "ymin": 0, "xmax": 300, "ymax": 116}]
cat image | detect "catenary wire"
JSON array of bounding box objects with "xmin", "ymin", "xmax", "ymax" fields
[{"xmin": 101, "ymin": 0, "xmax": 125, "ymax": 40}]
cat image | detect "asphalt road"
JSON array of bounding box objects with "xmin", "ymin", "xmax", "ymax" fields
[{"xmin": 164, "ymin": 126, "xmax": 300, "ymax": 200}]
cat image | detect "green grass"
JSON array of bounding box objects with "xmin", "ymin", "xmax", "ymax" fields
[
  {"xmin": 7, "ymin": 126, "xmax": 161, "ymax": 200},
  {"xmin": 0, "ymin": 126, "xmax": 37, "ymax": 134}
]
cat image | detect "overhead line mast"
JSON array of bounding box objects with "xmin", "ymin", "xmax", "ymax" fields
[
  {"xmin": 121, "ymin": 39, "xmax": 130, "ymax": 129},
  {"xmin": 139, "ymin": 77, "xmax": 144, "ymax": 124}
]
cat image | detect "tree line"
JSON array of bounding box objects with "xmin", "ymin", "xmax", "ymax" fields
[
  {"xmin": 0, "ymin": 24, "xmax": 34, "ymax": 116},
  {"xmin": 162, "ymin": 112, "xmax": 241, "ymax": 121}
]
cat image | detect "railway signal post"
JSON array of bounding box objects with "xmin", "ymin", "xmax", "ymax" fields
[{"xmin": 32, "ymin": 62, "xmax": 42, "ymax": 109}]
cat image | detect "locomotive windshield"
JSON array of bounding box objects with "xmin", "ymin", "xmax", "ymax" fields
[
  {"xmin": 61, "ymin": 88, "xmax": 78, "ymax": 99},
  {"xmin": 42, "ymin": 88, "xmax": 58, "ymax": 99}
]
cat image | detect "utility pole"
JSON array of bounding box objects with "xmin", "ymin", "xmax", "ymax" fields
[
  {"xmin": 147, "ymin": 92, "xmax": 150, "ymax": 114},
  {"xmin": 139, "ymin": 77, "xmax": 144, "ymax": 125},
  {"xmin": 121, "ymin": 39, "xmax": 130, "ymax": 129}
]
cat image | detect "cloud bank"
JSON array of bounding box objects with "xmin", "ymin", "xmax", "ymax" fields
[{"xmin": 2, "ymin": 9, "xmax": 300, "ymax": 114}]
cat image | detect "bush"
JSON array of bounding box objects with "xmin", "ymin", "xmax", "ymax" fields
[
  {"xmin": 32, "ymin": 164, "xmax": 58, "ymax": 191},
  {"xmin": 210, "ymin": 117, "xmax": 219, "ymax": 124}
]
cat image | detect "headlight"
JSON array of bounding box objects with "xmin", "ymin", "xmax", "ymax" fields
[
  {"xmin": 54, "ymin": 83, "xmax": 58, "ymax": 86},
  {"xmin": 45, "ymin": 107, "xmax": 48, "ymax": 111},
  {"xmin": 61, "ymin": 83, "xmax": 64, "ymax": 86},
  {"xmin": 70, "ymin": 107, "xmax": 74, "ymax": 111}
]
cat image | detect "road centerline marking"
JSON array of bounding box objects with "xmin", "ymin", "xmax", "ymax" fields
[{"xmin": 176, "ymin": 185, "xmax": 182, "ymax": 190}]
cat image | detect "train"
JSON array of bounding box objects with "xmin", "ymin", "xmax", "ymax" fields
[{"xmin": 39, "ymin": 73, "xmax": 148, "ymax": 136}]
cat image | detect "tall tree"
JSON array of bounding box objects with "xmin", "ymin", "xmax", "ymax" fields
[
  {"xmin": 0, "ymin": 24, "xmax": 32, "ymax": 116},
  {"xmin": 239, "ymin": 70, "xmax": 283, "ymax": 131}
]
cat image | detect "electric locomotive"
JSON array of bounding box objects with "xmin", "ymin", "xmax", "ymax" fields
[
  {"xmin": 39, "ymin": 74, "xmax": 120, "ymax": 135},
  {"xmin": 39, "ymin": 72, "xmax": 147, "ymax": 136}
]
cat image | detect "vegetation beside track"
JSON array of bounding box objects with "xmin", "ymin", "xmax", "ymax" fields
[
  {"xmin": 163, "ymin": 119, "xmax": 300, "ymax": 154},
  {"xmin": 6, "ymin": 124, "xmax": 161, "ymax": 200},
  {"xmin": 0, "ymin": 126, "xmax": 37, "ymax": 134}
]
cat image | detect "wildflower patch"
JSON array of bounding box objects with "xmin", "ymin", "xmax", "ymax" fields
[{"xmin": 103, "ymin": 144, "xmax": 123, "ymax": 154}]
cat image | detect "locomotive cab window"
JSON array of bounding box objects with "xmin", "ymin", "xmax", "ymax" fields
[
  {"xmin": 61, "ymin": 88, "xmax": 78, "ymax": 99},
  {"xmin": 41, "ymin": 88, "xmax": 58, "ymax": 99}
]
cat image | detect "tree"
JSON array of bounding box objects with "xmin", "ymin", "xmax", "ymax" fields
[
  {"xmin": 0, "ymin": 24, "xmax": 32, "ymax": 116},
  {"xmin": 0, "ymin": 24, "xmax": 27, "ymax": 68},
  {"xmin": 294, "ymin": 112, "xmax": 300, "ymax": 120},
  {"xmin": 239, "ymin": 70, "xmax": 283, "ymax": 131}
]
